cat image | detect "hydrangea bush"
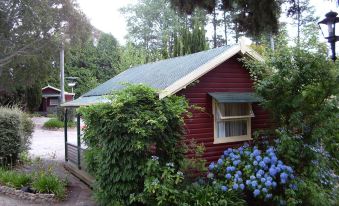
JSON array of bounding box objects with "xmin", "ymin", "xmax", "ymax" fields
[{"xmin": 208, "ymin": 143, "xmax": 296, "ymax": 203}]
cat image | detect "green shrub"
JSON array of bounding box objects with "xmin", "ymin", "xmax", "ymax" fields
[
  {"xmin": 32, "ymin": 172, "xmax": 67, "ymax": 199},
  {"xmin": 132, "ymin": 157, "xmax": 246, "ymax": 206},
  {"xmin": 0, "ymin": 168, "xmax": 32, "ymax": 189},
  {"xmin": 79, "ymin": 84, "xmax": 189, "ymax": 205},
  {"xmin": 43, "ymin": 118, "xmax": 75, "ymax": 129},
  {"xmin": 0, "ymin": 106, "xmax": 33, "ymax": 166},
  {"xmin": 43, "ymin": 118, "xmax": 64, "ymax": 128}
]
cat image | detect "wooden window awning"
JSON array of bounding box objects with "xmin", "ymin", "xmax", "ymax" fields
[{"xmin": 209, "ymin": 92, "xmax": 261, "ymax": 103}]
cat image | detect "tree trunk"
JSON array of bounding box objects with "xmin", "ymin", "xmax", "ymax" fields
[
  {"xmin": 223, "ymin": 10, "xmax": 228, "ymax": 45},
  {"xmin": 213, "ymin": 8, "xmax": 217, "ymax": 48}
]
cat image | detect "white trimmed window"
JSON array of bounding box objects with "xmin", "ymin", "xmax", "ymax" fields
[
  {"xmin": 49, "ymin": 98, "xmax": 59, "ymax": 106},
  {"xmin": 213, "ymin": 101, "xmax": 254, "ymax": 144}
]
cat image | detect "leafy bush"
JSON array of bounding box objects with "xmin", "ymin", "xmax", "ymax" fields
[
  {"xmin": 43, "ymin": 118, "xmax": 75, "ymax": 129},
  {"xmin": 43, "ymin": 118, "xmax": 63, "ymax": 128},
  {"xmin": 0, "ymin": 106, "xmax": 33, "ymax": 166},
  {"xmin": 0, "ymin": 168, "xmax": 32, "ymax": 189},
  {"xmin": 208, "ymin": 144, "xmax": 297, "ymax": 205},
  {"xmin": 132, "ymin": 157, "xmax": 246, "ymax": 206},
  {"xmin": 79, "ymin": 84, "xmax": 189, "ymax": 205},
  {"xmin": 246, "ymin": 46, "xmax": 339, "ymax": 205},
  {"xmin": 32, "ymin": 172, "xmax": 67, "ymax": 199}
]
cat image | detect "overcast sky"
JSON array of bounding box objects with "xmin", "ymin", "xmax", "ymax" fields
[{"xmin": 76, "ymin": 0, "xmax": 338, "ymax": 45}]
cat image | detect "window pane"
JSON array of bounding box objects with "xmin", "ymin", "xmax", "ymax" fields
[
  {"xmin": 217, "ymin": 120, "xmax": 247, "ymax": 138},
  {"xmin": 224, "ymin": 103, "xmax": 249, "ymax": 116}
]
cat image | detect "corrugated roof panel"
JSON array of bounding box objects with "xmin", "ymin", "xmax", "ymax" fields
[
  {"xmin": 82, "ymin": 45, "xmax": 233, "ymax": 97},
  {"xmin": 61, "ymin": 96, "xmax": 110, "ymax": 107}
]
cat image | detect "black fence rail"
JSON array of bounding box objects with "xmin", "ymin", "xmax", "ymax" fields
[{"xmin": 64, "ymin": 111, "xmax": 87, "ymax": 171}]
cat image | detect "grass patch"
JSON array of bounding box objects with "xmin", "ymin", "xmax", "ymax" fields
[
  {"xmin": 0, "ymin": 168, "xmax": 32, "ymax": 189},
  {"xmin": 43, "ymin": 118, "xmax": 75, "ymax": 129},
  {"xmin": 0, "ymin": 167, "xmax": 67, "ymax": 199},
  {"xmin": 32, "ymin": 172, "xmax": 67, "ymax": 199}
]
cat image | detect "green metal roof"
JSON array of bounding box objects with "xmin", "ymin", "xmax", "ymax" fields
[
  {"xmin": 209, "ymin": 92, "xmax": 260, "ymax": 103},
  {"xmin": 62, "ymin": 44, "xmax": 257, "ymax": 107}
]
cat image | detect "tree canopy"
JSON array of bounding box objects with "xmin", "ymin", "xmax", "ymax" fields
[{"xmin": 0, "ymin": 0, "xmax": 91, "ymax": 93}]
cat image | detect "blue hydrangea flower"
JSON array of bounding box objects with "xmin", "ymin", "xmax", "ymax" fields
[
  {"xmin": 263, "ymin": 157, "xmax": 271, "ymax": 164},
  {"xmin": 221, "ymin": 185, "xmax": 227, "ymax": 191},
  {"xmin": 253, "ymin": 149, "xmax": 260, "ymax": 156},
  {"xmin": 255, "ymin": 156, "xmax": 262, "ymax": 162},
  {"xmin": 265, "ymin": 181, "xmax": 272, "ymax": 187},
  {"xmin": 259, "ymin": 161, "xmax": 266, "ymax": 168},
  {"xmin": 217, "ymin": 158, "xmax": 223, "ymax": 165},
  {"xmin": 253, "ymin": 161, "xmax": 258, "ymax": 166},
  {"xmin": 250, "ymin": 175, "xmax": 256, "ymax": 180},
  {"xmin": 253, "ymin": 189, "xmax": 260, "ymax": 197},
  {"xmin": 261, "ymin": 178, "xmax": 266, "ymax": 183},
  {"xmin": 246, "ymin": 180, "xmax": 251, "ymax": 185},
  {"xmin": 265, "ymin": 193, "xmax": 273, "ymax": 199},
  {"xmin": 225, "ymin": 173, "xmax": 232, "ymax": 179},
  {"xmin": 280, "ymin": 172, "xmax": 288, "ymax": 180},
  {"xmin": 272, "ymin": 181, "xmax": 277, "ymax": 188},
  {"xmin": 258, "ymin": 169, "xmax": 265, "ymax": 175},
  {"xmin": 256, "ymin": 173, "xmax": 262, "ymax": 178},
  {"xmin": 251, "ymin": 181, "xmax": 258, "ymax": 187},
  {"xmin": 240, "ymin": 183, "xmax": 245, "ymax": 190},
  {"xmin": 209, "ymin": 162, "xmax": 215, "ymax": 170},
  {"xmin": 290, "ymin": 184, "xmax": 297, "ymax": 190},
  {"xmin": 233, "ymin": 184, "xmax": 239, "ymax": 190},
  {"xmin": 271, "ymin": 156, "xmax": 278, "ymax": 163},
  {"xmin": 262, "ymin": 187, "xmax": 268, "ymax": 193},
  {"xmin": 237, "ymin": 171, "xmax": 242, "ymax": 176},
  {"xmin": 269, "ymin": 167, "xmax": 277, "ymax": 176}
]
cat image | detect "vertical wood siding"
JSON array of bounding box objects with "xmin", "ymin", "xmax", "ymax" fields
[{"xmin": 178, "ymin": 55, "xmax": 272, "ymax": 163}]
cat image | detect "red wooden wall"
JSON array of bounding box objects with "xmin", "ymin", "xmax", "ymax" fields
[{"xmin": 178, "ymin": 55, "xmax": 272, "ymax": 163}]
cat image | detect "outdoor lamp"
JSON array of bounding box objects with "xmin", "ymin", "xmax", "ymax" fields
[{"xmin": 318, "ymin": 11, "xmax": 339, "ymax": 61}]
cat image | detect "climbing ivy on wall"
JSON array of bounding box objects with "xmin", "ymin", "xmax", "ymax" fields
[{"xmin": 78, "ymin": 84, "xmax": 190, "ymax": 205}]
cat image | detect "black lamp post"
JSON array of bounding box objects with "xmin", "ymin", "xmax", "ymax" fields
[{"xmin": 318, "ymin": 11, "xmax": 339, "ymax": 62}]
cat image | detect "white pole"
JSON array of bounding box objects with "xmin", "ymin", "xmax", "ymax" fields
[{"xmin": 60, "ymin": 42, "xmax": 65, "ymax": 104}]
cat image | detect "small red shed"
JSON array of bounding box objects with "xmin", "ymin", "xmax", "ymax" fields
[
  {"xmin": 40, "ymin": 85, "xmax": 75, "ymax": 114},
  {"xmin": 62, "ymin": 42, "xmax": 273, "ymax": 169}
]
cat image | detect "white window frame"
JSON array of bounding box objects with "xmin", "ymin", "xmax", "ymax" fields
[
  {"xmin": 49, "ymin": 98, "xmax": 59, "ymax": 106},
  {"xmin": 213, "ymin": 99, "xmax": 254, "ymax": 144}
]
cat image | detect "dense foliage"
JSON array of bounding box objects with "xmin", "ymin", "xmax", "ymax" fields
[
  {"xmin": 0, "ymin": 106, "xmax": 33, "ymax": 165},
  {"xmin": 208, "ymin": 144, "xmax": 297, "ymax": 205},
  {"xmin": 79, "ymin": 85, "xmax": 189, "ymax": 205},
  {"xmin": 246, "ymin": 47, "xmax": 339, "ymax": 205},
  {"xmin": 0, "ymin": 0, "xmax": 91, "ymax": 93},
  {"xmin": 132, "ymin": 156, "xmax": 246, "ymax": 206}
]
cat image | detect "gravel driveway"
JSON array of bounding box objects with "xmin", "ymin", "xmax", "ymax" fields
[
  {"xmin": 29, "ymin": 117, "xmax": 79, "ymax": 161},
  {"xmin": 0, "ymin": 117, "xmax": 96, "ymax": 206}
]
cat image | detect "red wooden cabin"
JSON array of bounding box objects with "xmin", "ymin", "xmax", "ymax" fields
[
  {"xmin": 62, "ymin": 42, "xmax": 272, "ymax": 179},
  {"xmin": 40, "ymin": 85, "xmax": 74, "ymax": 114}
]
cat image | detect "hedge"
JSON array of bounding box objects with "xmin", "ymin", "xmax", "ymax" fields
[{"xmin": 0, "ymin": 106, "xmax": 33, "ymax": 166}]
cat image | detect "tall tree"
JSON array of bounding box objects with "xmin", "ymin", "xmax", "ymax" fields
[
  {"xmin": 286, "ymin": 0, "xmax": 317, "ymax": 44},
  {"xmin": 121, "ymin": 0, "xmax": 209, "ymax": 60},
  {"xmin": 170, "ymin": 0, "xmax": 282, "ymax": 38},
  {"xmin": 0, "ymin": 0, "xmax": 91, "ymax": 101}
]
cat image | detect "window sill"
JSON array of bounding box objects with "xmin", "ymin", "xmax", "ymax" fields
[{"xmin": 213, "ymin": 135, "xmax": 252, "ymax": 144}]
